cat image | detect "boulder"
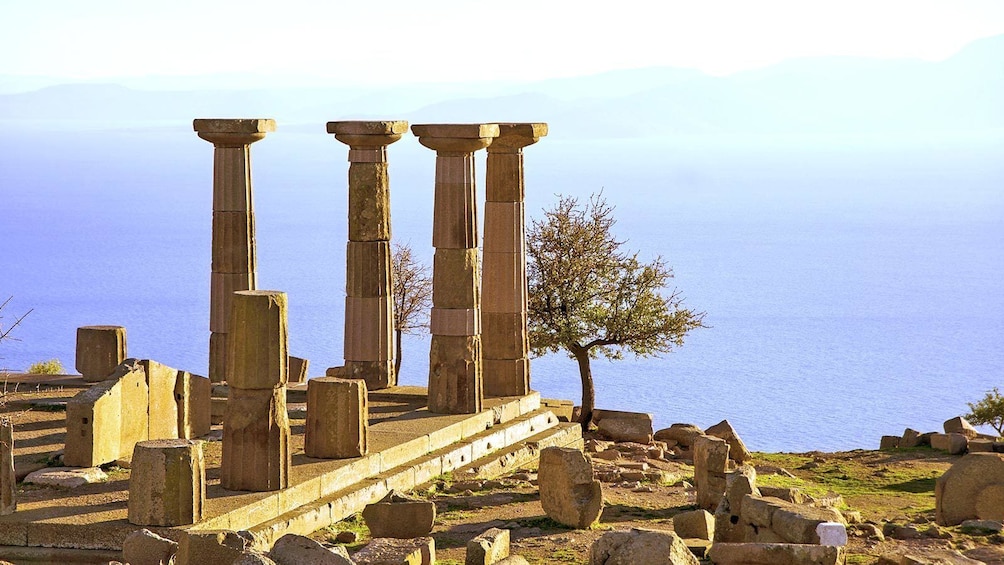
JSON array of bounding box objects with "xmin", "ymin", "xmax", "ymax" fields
[
  {"xmin": 944, "ymin": 417, "xmax": 979, "ymax": 439},
  {"xmin": 268, "ymin": 534, "xmax": 354, "ymax": 565},
  {"xmin": 589, "ymin": 528, "xmax": 699, "ymax": 565},
  {"xmin": 177, "ymin": 530, "xmax": 265, "ymax": 565},
  {"xmin": 930, "ymin": 433, "xmax": 968, "ymax": 455},
  {"xmin": 596, "ymin": 417, "xmax": 653, "ymax": 444},
  {"xmin": 654, "ymin": 424, "xmax": 704, "ymax": 448},
  {"xmin": 935, "ymin": 453, "xmax": 1004, "ymax": 525},
  {"xmin": 466, "ymin": 527, "xmax": 509, "ymax": 565},
  {"xmin": 362, "ymin": 490, "xmax": 436, "ymax": 539},
  {"xmin": 538, "ymin": 446, "xmax": 603, "ymax": 529},
  {"xmin": 353, "ymin": 537, "xmax": 434, "ymax": 565},
  {"xmin": 122, "ymin": 528, "xmax": 178, "ymax": 565},
  {"xmin": 708, "ymin": 542, "xmax": 844, "ymax": 565},
  {"xmin": 706, "ymin": 420, "xmax": 752, "ymax": 463},
  {"xmin": 673, "ymin": 509, "xmax": 714, "ymax": 540}
]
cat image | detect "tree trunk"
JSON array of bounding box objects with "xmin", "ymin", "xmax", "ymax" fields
[
  {"xmin": 394, "ymin": 329, "xmax": 403, "ymax": 377},
  {"xmin": 570, "ymin": 345, "xmax": 595, "ymax": 432}
]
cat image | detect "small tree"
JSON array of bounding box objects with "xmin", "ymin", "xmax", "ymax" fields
[
  {"xmin": 527, "ymin": 193, "xmax": 706, "ymax": 429},
  {"xmin": 391, "ymin": 243, "xmax": 433, "ymax": 376},
  {"xmin": 966, "ymin": 388, "xmax": 1004, "ymax": 437}
]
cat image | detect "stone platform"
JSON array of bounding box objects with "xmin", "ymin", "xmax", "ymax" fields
[{"xmin": 0, "ymin": 382, "xmax": 580, "ymax": 563}]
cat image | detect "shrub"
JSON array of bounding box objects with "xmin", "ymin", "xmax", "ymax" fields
[
  {"xmin": 26, "ymin": 359, "xmax": 64, "ymax": 375},
  {"xmin": 966, "ymin": 388, "xmax": 1004, "ymax": 437}
]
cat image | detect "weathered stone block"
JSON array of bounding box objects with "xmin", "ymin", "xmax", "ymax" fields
[
  {"xmin": 596, "ymin": 416, "xmax": 654, "ymax": 444},
  {"xmin": 222, "ymin": 386, "xmax": 291, "ymax": 491},
  {"xmin": 674, "ymin": 509, "xmax": 714, "ymax": 540},
  {"xmin": 901, "ymin": 428, "xmax": 925, "ymax": 447},
  {"xmin": 343, "ymin": 359, "xmax": 395, "ymax": 390},
  {"xmin": 346, "ymin": 241, "xmax": 392, "ymax": 297},
  {"xmin": 931, "ymin": 433, "xmax": 969, "ymax": 454},
  {"xmin": 75, "ymin": 325, "xmax": 127, "ymax": 382},
  {"xmin": 694, "ymin": 435, "xmax": 729, "ymax": 511},
  {"xmin": 466, "ymin": 527, "xmax": 510, "ymax": 565},
  {"xmin": 288, "ymin": 356, "xmax": 309, "ymax": 384},
  {"xmin": 176, "ymin": 371, "xmax": 212, "ymax": 439},
  {"xmin": 539, "ymin": 446, "xmax": 603, "ymax": 529},
  {"xmin": 428, "ymin": 335, "xmax": 483, "ymax": 415},
  {"xmin": 969, "ymin": 439, "xmax": 995, "ymax": 453},
  {"xmin": 362, "ymin": 491, "xmax": 436, "ymax": 539},
  {"xmin": 880, "ymin": 435, "xmax": 901, "ymax": 450},
  {"xmin": 354, "ymin": 536, "xmax": 435, "ymax": 565},
  {"xmin": 176, "ymin": 529, "xmax": 262, "ymax": 565},
  {"xmin": 269, "ymin": 533, "xmax": 354, "ymax": 564},
  {"xmin": 344, "ymin": 296, "xmax": 394, "ymax": 361},
  {"xmin": 228, "ymin": 290, "xmax": 289, "ymax": 389},
  {"xmin": 945, "ymin": 416, "xmax": 980, "ymax": 439},
  {"xmin": 483, "ymin": 358, "xmax": 530, "ymax": 398},
  {"xmin": 654, "ymin": 423, "xmax": 704, "ymax": 448},
  {"xmin": 707, "ymin": 542, "xmax": 843, "ymax": 565},
  {"xmin": 714, "ymin": 466, "xmax": 760, "ymax": 542},
  {"xmin": 141, "ymin": 360, "xmax": 180, "ymax": 440},
  {"xmin": 305, "ymin": 377, "xmax": 368, "ymax": 459},
  {"xmin": 589, "ymin": 528, "xmax": 699, "ymax": 565},
  {"xmin": 433, "ymin": 248, "xmax": 480, "ymax": 309},
  {"xmin": 122, "ymin": 528, "xmax": 178, "ymax": 565},
  {"xmin": 65, "ymin": 359, "xmax": 149, "ymax": 467},
  {"xmin": 209, "ymin": 331, "xmax": 228, "ymax": 384},
  {"xmin": 706, "ymin": 419, "xmax": 752, "ymax": 463},
  {"xmin": 936, "ymin": 453, "xmax": 1004, "ymax": 525},
  {"xmin": 128, "ymin": 439, "xmax": 205, "ymax": 526}
]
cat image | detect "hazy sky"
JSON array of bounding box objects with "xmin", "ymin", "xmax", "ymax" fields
[{"xmin": 4, "ymin": 0, "xmax": 1004, "ymax": 84}]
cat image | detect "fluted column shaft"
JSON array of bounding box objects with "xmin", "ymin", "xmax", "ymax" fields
[
  {"xmin": 194, "ymin": 118, "xmax": 275, "ymax": 383},
  {"xmin": 327, "ymin": 121, "xmax": 407, "ymax": 390},
  {"xmin": 412, "ymin": 124, "xmax": 499, "ymax": 414},
  {"xmin": 483, "ymin": 124, "xmax": 547, "ymax": 397}
]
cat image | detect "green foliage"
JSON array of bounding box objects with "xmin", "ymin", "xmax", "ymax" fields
[
  {"xmin": 966, "ymin": 387, "xmax": 1004, "ymax": 436},
  {"xmin": 27, "ymin": 359, "xmax": 64, "ymax": 375}
]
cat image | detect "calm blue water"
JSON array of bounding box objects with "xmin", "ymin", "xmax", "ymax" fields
[{"xmin": 1, "ymin": 122, "xmax": 1002, "ymax": 452}]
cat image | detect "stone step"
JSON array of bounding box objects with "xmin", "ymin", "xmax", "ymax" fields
[
  {"xmin": 451, "ymin": 421, "xmax": 583, "ymax": 482},
  {"xmin": 245, "ymin": 408, "xmax": 564, "ymax": 547}
]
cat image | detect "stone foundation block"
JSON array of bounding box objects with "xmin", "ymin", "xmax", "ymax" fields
[
  {"xmin": 539, "ymin": 446, "xmax": 603, "ymax": 529},
  {"xmin": 65, "ymin": 360, "xmax": 148, "ymax": 467},
  {"xmin": 176, "ymin": 371, "xmax": 212, "ymax": 439},
  {"xmin": 141, "ymin": 360, "xmax": 180, "ymax": 440},
  {"xmin": 590, "ymin": 528, "xmax": 699, "ymax": 564},
  {"xmin": 931, "ymin": 433, "xmax": 969, "ymax": 455},
  {"xmin": 288, "ymin": 356, "xmax": 309, "ymax": 384},
  {"xmin": 707, "ymin": 542, "xmax": 844, "ymax": 565},
  {"xmin": 466, "ymin": 527, "xmax": 509, "ymax": 565},
  {"xmin": 222, "ymin": 386, "xmax": 291, "ymax": 491},
  {"xmin": 75, "ymin": 325, "xmax": 127, "ymax": 382},
  {"xmin": 305, "ymin": 377, "xmax": 368, "ymax": 459},
  {"xmin": 674, "ymin": 509, "xmax": 714, "ymax": 540},
  {"xmin": 880, "ymin": 435, "xmax": 901, "ymax": 449},
  {"xmin": 362, "ymin": 491, "xmax": 436, "ymax": 538},
  {"xmin": 177, "ymin": 529, "xmax": 262, "ymax": 565},
  {"xmin": 123, "ymin": 528, "xmax": 179, "ymax": 565},
  {"xmin": 128, "ymin": 439, "xmax": 205, "ymax": 526},
  {"xmin": 228, "ymin": 290, "xmax": 289, "ymax": 389},
  {"xmin": 343, "ymin": 359, "xmax": 395, "ymax": 390},
  {"xmin": 428, "ymin": 334, "xmax": 483, "ymax": 415},
  {"xmin": 353, "ymin": 536, "xmax": 435, "ymax": 565}
]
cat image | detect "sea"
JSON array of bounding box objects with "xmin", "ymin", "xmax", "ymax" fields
[{"xmin": 1, "ymin": 121, "xmax": 1002, "ymax": 453}]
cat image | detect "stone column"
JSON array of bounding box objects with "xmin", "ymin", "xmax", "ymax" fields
[
  {"xmin": 194, "ymin": 118, "xmax": 276, "ymax": 383},
  {"xmin": 128, "ymin": 439, "xmax": 206, "ymax": 526},
  {"xmin": 76, "ymin": 325, "xmax": 127, "ymax": 382},
  {"xmin": 326, "ymin": 121, "xmax": 408, "ymax": 390},
  {"xmin": 411, "ymin": 124, "xmax": 499, "ymax": 414},
  {"xmin": 1, "ymin": 420, "xmax": 14, "ymax": 515},
  {"xmin": 304, "ymin": 376, "xmax": 368, "ymax": 458},
  {"xmin": 222, "ymin": 290, "xmax": 291, "ymax": 492},
  {"xmin": 482, "ymin": 123, "xmax": 547, "ymax": 397}
]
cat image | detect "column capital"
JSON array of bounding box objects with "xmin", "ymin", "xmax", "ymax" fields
[
  {"xmin": 487, "ymin": 123, "xmax": 548, "ymax": 153},
  {"xmin": 194, "ymin": 118, "xmax": 276, "ymax": 147},
  {"xmin": 327, "ymin": 120, "xmax": 409, "ymax": 149},
  {"xmin": 412, "ymin": 123, "xmax": 500, "ymax": 154}
]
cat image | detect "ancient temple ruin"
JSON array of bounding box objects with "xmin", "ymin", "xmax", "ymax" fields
[{"xmin": 0, "ymin": 118, "xmax": 578, "ymax": 563}]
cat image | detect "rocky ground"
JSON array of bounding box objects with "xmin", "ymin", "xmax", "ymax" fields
[{"xmin": 315, "ymin": 434, "xmax": 1004, "ymax": 565}]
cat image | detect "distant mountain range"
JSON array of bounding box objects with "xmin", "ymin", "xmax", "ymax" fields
[{"xmin": 1, "ymin": 34, "xmax": 1001, "ymax": 137}]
